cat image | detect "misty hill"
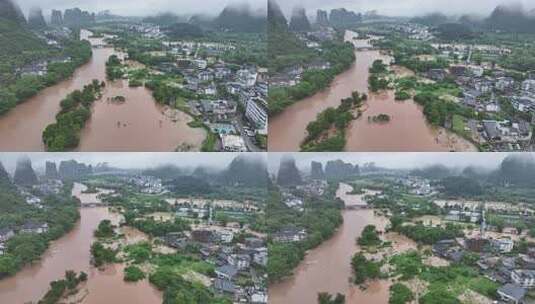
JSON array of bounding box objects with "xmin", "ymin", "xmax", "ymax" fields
[
  {"xmin": 214, "ymin": 4, "xmax": 266, "ymax": 33},
  {"xmin": 165, "ymin": 23, "xmax": 204, "ymax": 39},
  {"xmin": 142, "ymin": 165, "xmax": 184, "ymax": 180},
  {"xmin": 494, "ymin": 154, "xmax": 535, "ymax": 187},
  {"xmin": 317, "ymin": 10, "xmax": 329, "ymax": 26},
  {"xmin": 324, "ymin": 160, "xmax": 359, "ymax": 179},
  {"xmin": 289, "ymin": 7, "xmax": 311, "ymax": 32},
  {"xmin": 268, "ymin": 0, "xmax": 312, "ymax": 71},
  {"xmin": 411, "ymin": 164, "xmax": 457, "ymax": 179},
  {"xmin": 50, "ymin": 10, "xmax": 63, "ymax": 26},
  {"xmin": 276, "ymin": 156, "xmax": 302, "ymax": 186},
  {"xmin": 0, "ymin": 0, "xmax": 25, "ymax": 25},
  {"xmin": 45, "ymin": 161, "xmax": 59, "ymax": 179},
  {"xmin": 413, "ymin": 154, "xmax": 535, "ymax": 189},
  {"xmin": 64, "ymin": 8, "xmax": 95, "ymax": 27},
  {"xmin": 434, "ymin": 23, "xmax": 477, "ymax": 40},
  {"xmin": 188, "ymin": 14, "xmax": 214, "ymax": 28},
  {"xmin": 13, "ymin": 156, "xmax": 38, "ymax": 186},
  {"xmin": 411, "ymin": 13, "xmax": 449, "ymax": 26},
  {"xmin": 0, "ymin": 17, "xmax": 48, "ymax": 68},
  {"xmin": 310, "ymin": 161, "xmax": 325, "ymax": 179},
  {"xmin": 166, "ymin": 175, "xmax": 213, "ymax": 195},
  {"xmin": 268, "ymin": 0, "xmax": 288, "ymax": 31},
  {"xmin": 220, "ymin": 155, "xmax": 268, "ymax": 187},
  {"xmin": 486, "ymin": 4, "xmax": 535, "ymax": 33},
  {"xmin": 329, "ymin": 8, "xmax": 362, "ymax": 28},
  {"xmin": 58, "ymin": 160, "xmax": 92, "ymax": 180},
  {"xmin": 28, "ymin": 7, "xmax": 47, "ymax": 29},
  {"xmin": 0, "ymin": 161, "xmax": 26, "ymax": 215},
  {"xmin": 0, "ymin": 162, "xmax": 14, "ymax": 190},
  {"xmin": 143, "ymin": 13, "xmax": 184, "ymax": 26}
]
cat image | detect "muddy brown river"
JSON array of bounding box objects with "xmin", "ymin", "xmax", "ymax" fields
[
  {"xmin": 0, "ymin": 183, "xmax": 162, "ymax": 304},
  {"xmin": 269, "ymin": 183, "xmax": 416, "ymax": 304},
  {"xmin": 269, "ymin": 31, "xmax": 475, "ymax": 152},
  {"xmin": 0, "ymin": 30, "xmax": 204, "ymax": 151}
]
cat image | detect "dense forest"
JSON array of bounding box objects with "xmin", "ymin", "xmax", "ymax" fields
[
  {"xmin": 42, "ymin": 80, "xmax": 104, "ymax": 151},
  {"xmin": 0, "ymin": 18, "xmax": 92, "ymax": 115},
  {"xmin": 0, "ymin": 170, "xmax": 80, "ymax": 278},
  {"xmin": 269, "ymin": 41, "xmax": 355, "ymax": 115},
  {"xmin": 267, "ymin": 184, "xmax": 344, "ymax": 282}
]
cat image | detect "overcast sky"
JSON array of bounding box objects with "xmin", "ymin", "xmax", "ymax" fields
[
  {"xmin": 277, "ymin": 0, "xmax": 535, "ymax": 18},
  {"xmin": 0, "ymin": 152, "xmax": 267, "ymax": 174},
  {"xmin": 268, "ymin": 153, "xmax": 526, "ymax": 174},
  {"xmin": 15, "ymin": 0, "xmax": 265, "ymax": 17}
]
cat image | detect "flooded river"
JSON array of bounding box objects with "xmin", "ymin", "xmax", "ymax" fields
[
  {"xmin": 0, "ymin": 30, "xmax": 204, "ymax": 151},
  {"xmin": 269, "ymin": 183, "xmax": 416, "ymax": 304},
  {"xmin": 0, "ymin": 183, "xmax": 162, "ymax": 304},
  {"xmin": 269, "ymin": 31, "xmax": 475, "ymax": 152}
]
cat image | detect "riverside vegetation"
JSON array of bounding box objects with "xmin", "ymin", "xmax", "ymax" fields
[
  {"xmin": 42, "ymin": 80, "xmax": 105, "ymax": 151},
  {"xmin": 300, "ymin": 91, "xmax": 367, "ymax": 151}
]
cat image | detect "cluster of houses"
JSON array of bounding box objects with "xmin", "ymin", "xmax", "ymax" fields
[
  {"xmin": 127, "ymin": 175, "xmax": 164, "ymax": 194},
  {"xmin": 163, "ymin": 225, "xmax": 267, "ymax": 303},
  {"xmin": 272, "ymin": 226, "xmax": 307, "ymax": 243},
  {"xmin": 432, "ymin": 236, "xmax": 535, "ymax": 304},
  {"xmin": 390, "ymin": 23, "xmax": 434, "ymax": 41},
  {"xmin": 16, "ymin": 56, "xmax": 72, "ymax": 77},
  {"xmin": 270, "ymin": 27, "xmax": 334, "ymax": 88},
  {"xmin": 139, "ymin": 32, "xmax": 268, "ymax": 151},
  {"xmin": 419, "ymin": 42, "xmax": 534, "ymax": 151},
  {"xmin": 128, "ymin": 23, "xmax": 163, "ymax": 39},
  {"xmin": 399, "ymin": 176, "xmax": 436, "ymax": 196},
  {"xmin": 0, "ymin": 222, "xmax": 49, "ymax": 256}
]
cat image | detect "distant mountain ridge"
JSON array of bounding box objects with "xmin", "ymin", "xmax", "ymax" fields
[
  {"xmin": 289, "ymin": 7, "xmax": 311, "ymax": 32},
  {"xmin": 0, "ymin": 0, "xmax": 25, "ymax": 24},
  {"xmin": 214, "ymin": 3, "xmax": 266, "ymax": 33}
]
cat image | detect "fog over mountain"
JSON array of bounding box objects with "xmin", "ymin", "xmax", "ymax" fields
[
  {"xmin": 268, "ymin": 153, "xmax": 516, "ymax": 173},
  {"xmin": 276, "ymin": 0, "xmax": 535, "ymax": 18},
  {"xmin": 15, "ymin": 0, "xmax": 265, "ymax": 18},
  {"xmin": 0, "ymin": 153, "xmax": 254, "ymax": 174}
]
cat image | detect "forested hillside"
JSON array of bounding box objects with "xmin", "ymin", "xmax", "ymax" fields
[{"xmin": 0, "ymin": 5, "xmax": 92, "ymax": 115}]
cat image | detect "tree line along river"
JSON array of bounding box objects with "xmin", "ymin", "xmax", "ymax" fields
[
  {"xmin": 268, "ymin": 30, "xmax": 477, "ymax": 152},
  {"xmin": 0, "ymin": 183, "xmax": 162, "ymax": 304},
  {"xmin": 0, "ymin": 30, "xmax": 204, "ymax": 152}
]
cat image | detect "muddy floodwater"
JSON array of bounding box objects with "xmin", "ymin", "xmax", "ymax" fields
[
  {"xmin": 269, "ymin": 31, "xmax": 476, "ymax": 152},
  {"xmin": 0, "ymin": 30, "xmax": 204, "ymax": 151},
  {"xmin": 0, "ymin": 183, "xmax": 162, "ymax": 304},
  {"xmin": 269, "ymin": 183, "xmax": 416, "ymax": 304}
]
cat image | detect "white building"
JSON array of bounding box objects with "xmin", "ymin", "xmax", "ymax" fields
[
  {"xmin": 522, "ymin": 79, "xmax": 535, "ymax": 94},
  {"xmin": 245, "ymin": 97, "xmax": 268, "ymax": 129},
  {"xmin": 511, "ymin": 269, "xmax": 535, "ymax": 288},
  {"xmin": 228, "ymin": 254, "xmax": 251, "ymax": 270},
  {"xmin": 218, "ymin": 230, "xmax": 234, "ymax": 243},
  {"xmin": 221, "ymin": 135, "xmax": 247, "ymax": 152},
  {"xmin": 493, "ymin": 238, "xmax": 514, "ymax": 253},
  {"xmin": 193, "ymin": 59, "xmax": 207, "ymax": 70}
]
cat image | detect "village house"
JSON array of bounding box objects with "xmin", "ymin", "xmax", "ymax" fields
[
  {"xmin": 253, "ymin": 249, "xmax": 268, "ymax": 267},
  {"xmin": 228, "ymin": 254, "xmax": 251, "ymax": 270},
  {"xmin": 522, "ymin": 79, "xmax": 535, "ymax": 94},
  {"xmin": 496, "ymin": 77, "xmax": 515, "ymax": 92},
  {"xmin": 0, "ymin": 228, "xmax": 14, "ymax": 242},
  {"xmin": 492, "ymin": 238, "xmax": 515, "ymax": 253},
  {"xmin": 191, "ymin": 229, "xmax": 216, "ymax": 243},
  {"xmin": 221, "ymin": 135, "xmax": 248, "ymax": 152},
  {"xmin": 215, "ymin": 264, "xmax": 238, "ymax": 280},
  {"xmin": 20, "ymin": 222, "xmax": 48, "ymax": 234},
  {"xmin": 213, "ymin": 278, "xmax": 235, "ymax": 295},
  {"xmin": 273, "ymin": 227, "xmax": 307, "ymax": 243},
  {"xmin": 511, "ymin": 269, "xmax": 535, "ymax": 288},
  {"xmin": 245, "ymin": 97, "xmax": 268, "ymax": 129},
  {"xmin": 497, "ymin": 283, "xmax": 527, "ymax": 304}
]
